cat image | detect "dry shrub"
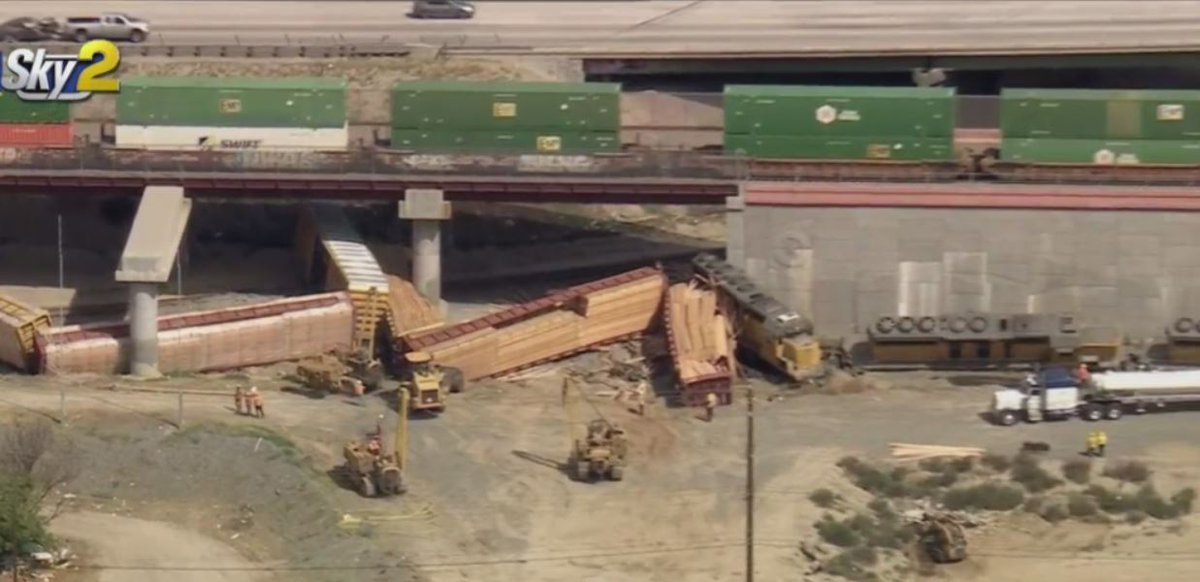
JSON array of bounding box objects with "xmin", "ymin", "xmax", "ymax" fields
[
  {"xmin": 1062, "ymin": 459, "xmax": 1093, "ymax": 485},
  {"xmin": 1102, "ymin": 460, "xmax": 1151, "ymax": 484}
]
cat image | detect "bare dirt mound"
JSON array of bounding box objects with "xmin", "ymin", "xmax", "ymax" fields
[{"xmin": 54, "ymin": 511, "xmax": 272, "ymax": 582}]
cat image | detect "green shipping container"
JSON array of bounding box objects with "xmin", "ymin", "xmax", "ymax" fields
[
  {"xmin": 1001, "ymin": 88, "xmax": 1200, "ymax": 140},
  {"xmin": 391, "ymin": 129, "xmax": 620, "ymax": 154},
  {"xmin": 391, "ymin": 81, "xmax": 620, "ymax": 132},
  {"xmin": 723, "ymin": 85, "xmax": 956, "ymax": 138},
  {"xmin": 1001, "ymin": 138, "xmax": 1200, "ymax": 165},
  {"xmin": 724, "ymin": 135, "xmax": 955, "ymax": 161},
  {"xmin": 0, "ymin": 94, "xmax": 69, "ymax": 124},
  {"xmin": 117, "ymin": 77, "xmax": 348, "ymax": 128}
]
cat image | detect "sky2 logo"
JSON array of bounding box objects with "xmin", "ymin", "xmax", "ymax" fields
[{"xmin": 0, "ymin": 40, "xmax": 121, "ymax": 102}]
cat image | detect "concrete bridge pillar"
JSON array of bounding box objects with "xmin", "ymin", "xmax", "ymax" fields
[
  {"xmin": 115, "ymin": 186, "xmax": 192, "ymax": 378},
  {"xmin": 725, "ymin": 189, "xmax": 746, "ymax": 268},
  {"xmin": 400, "ymin": 189, "xmax": 452, "ymax": 314}
]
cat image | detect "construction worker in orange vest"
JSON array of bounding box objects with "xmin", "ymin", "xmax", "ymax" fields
[
  {"xmin": 249, "ymin": 386, "xmax": 264, "ymax": 418},
  {"xmin": 705, "ymin": 392, "xmax": 718, "ymax": 422}
]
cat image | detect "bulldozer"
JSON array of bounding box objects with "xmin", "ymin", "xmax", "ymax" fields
[
  {"xmin": 342, "ymin": 388, "xmax": 410, "ymax": 498},
  {"xmin": 344, "ymin": 347, "xmax": 385, "ymax": 392},
  {"xmin": 562, "ymin": 378, "xmax": 628, "ymax": 482},
  {"xmin": 399, "ymin": 351, "xmax": 464, "ymax": 414},
  {"xmin": 914, "ymin": 513, "xmax": 967, "ymax": 563}
]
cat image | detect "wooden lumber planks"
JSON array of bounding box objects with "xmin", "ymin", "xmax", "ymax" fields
[
  {"xmin": 403, "ymin": 267, "xmax": 666, "ymax": 381},
  {"xmin": 663, "ymin": 281, "xmax": 733, "ymax": 406},
  {"xmin": 41, "ymin": 294, "xmax": 353, "ymax": 375},
  {"xmin": 890, "ymin": 443, "xmax": 987, "ymax": 461},
  {"xmin": 385, "ymin": 275, "xmax": 443, "ymax": 338}
]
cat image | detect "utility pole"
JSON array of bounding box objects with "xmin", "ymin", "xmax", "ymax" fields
[{"xmin": 744, "ymin": 380, "xmax": 755, "ymax": 582}]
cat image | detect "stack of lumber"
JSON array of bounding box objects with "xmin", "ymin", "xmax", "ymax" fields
[
  {"xmin": 890, "ymin": 443, "xmax": 987, "ymax": 461},
  {"xmin": 385, "ymin": 275, "xmax": 443, "ymax": 337},
  {"xmin": 666, "ymin": 282, "xmax": 732, "ymax": 383},
  {"xmin": 405, "ymin": 267, "xmax": 666, "ymax": 381},
  {"xmin": 40, "ymin": 293, "xmax": 353, "ymax": 375}
]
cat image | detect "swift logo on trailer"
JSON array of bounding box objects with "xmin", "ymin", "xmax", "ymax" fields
[
  {"xmin": 197, "ymin": 136, "xmax": 263, "ymax": 150},
  {"xmin": 0, "ymin": 40, "xmax": 121, "ymax": 102}
]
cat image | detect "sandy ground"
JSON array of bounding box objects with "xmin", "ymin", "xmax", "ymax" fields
[
  {"xmin": 53, "ymin": 511, "xmax": 272, "ymax": 582},
  {"xmin": 0, "ymin": 365, "xmax": 1198, "ymax": 582}
]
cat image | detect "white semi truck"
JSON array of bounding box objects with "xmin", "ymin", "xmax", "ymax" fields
[{"xmin": 991, "ymin": 367, "xmax": 1200, "ymax": 426}]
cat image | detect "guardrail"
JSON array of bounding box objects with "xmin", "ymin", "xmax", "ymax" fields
[{"xmin": 10, "ymin": 41, "xmax": 413, "ymax": 59}]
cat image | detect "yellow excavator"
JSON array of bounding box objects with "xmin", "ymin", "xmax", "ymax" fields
[
  {"xmin": 562, "ymin": 378, "xmax": 628, "ymax": 482},
  {"xmin": 342, "ymin": 389, "xmax": 409, "ymax": 497}
]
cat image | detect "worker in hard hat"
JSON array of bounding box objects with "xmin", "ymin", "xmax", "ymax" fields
[
  {"xmin": 234, "ymin": 386, "xmax": 245, "ymax": 416},
  {"xmin": 249, "ymin": 386, "xmax": 264, "ymax": 418},
  {"xmin": 704, "ymin": 392, "xmax": 718, "ymax": 422},
  {"xmin": 1096, "ymin": 430, "xmax": 1108, "ymax": 457},
  {"xmin": 1085, "ymin": 431, "xmax": 1099, "ymax": 457}
]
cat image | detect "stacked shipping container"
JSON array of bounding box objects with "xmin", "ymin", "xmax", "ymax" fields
[
  {"xmin": 1000, "ymin": 88, "xmax": 1200, "ymax": 165},
  {"xmin": 0, "ymin": 94, "xmax": 72, "ymax": 146},
  {"xmin": 115, "ymin": 76, "xmax": 349, "ymax": 150},
  {"xmin": 723, "ymin": 85, "xmax": 957, "ymax": 161},
  {"xmin": 390, "ymin": 81, "xmax": 621, "ymax": 154}
]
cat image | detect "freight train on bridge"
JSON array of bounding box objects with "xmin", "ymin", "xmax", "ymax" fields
[{"xmin": 3, "ymin": 77, "xmax": 1200, "ymax": 187}]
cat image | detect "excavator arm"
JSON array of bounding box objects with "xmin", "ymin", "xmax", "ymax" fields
[{"xmin": 562, "ymin": 378, "xmax": 583, "ymax": 449}]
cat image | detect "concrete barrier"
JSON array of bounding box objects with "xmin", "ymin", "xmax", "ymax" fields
[{"xmin": 39, "ymin": 293, "xmax": 352, "ymax": 375}]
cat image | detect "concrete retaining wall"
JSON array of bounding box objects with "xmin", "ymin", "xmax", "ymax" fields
[
  {"xmin": 735, "ymin": 206, "xmax": 1200, "ymax": 342},
  {"xmin": 40, "ymin": 293, "xmax": 352, "ymax": 375}
]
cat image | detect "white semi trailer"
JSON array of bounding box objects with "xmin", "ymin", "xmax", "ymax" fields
[{"xmin": 991, "ymin": 368, "xmax": 1200, "ymax": 426}]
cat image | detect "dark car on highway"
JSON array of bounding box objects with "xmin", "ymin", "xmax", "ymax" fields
[
  {"xmin": 410, "ymin": 0, "xmax": 476, "ymax": 19},
  {"xmin": 0, "ymin": 17, "xmax": 52, "ymax": 42}
]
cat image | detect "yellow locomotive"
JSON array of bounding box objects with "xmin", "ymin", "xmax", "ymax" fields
[{"xmin": 691, "ymin": 254, "xmax": 829, "ymax": 381}]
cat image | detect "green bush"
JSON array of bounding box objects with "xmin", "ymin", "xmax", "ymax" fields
[
  {"xmin": 943, "ymin": 483, "xmax": 1025, "ymax": 511},
  {"xmin": 810, "ymin": 488, "xmax": 839, "ymax": 508},
  {"xmin": 1171, "ymin": 487, "xmax": 1196, "ymax": 515},
  {"xmin": 816, "ymin": 515, "xmax": 860, "ymax": 548},
  {"xmin": 949, "ymin": 457, "xmax": 975, "ymax": 473},
  {"xmin": 1124, "ymin": 510, "xmax": 1148, "ymax": 525},
  {"xmin": 919, "ymin": 471, "xmax": 958, "ymax": 489},
  {"xmin": 1010, "ymin": 454, "xmax": 1062, "ymax": 493},
  {"xmin": 1040, "ymin": 504, "xmax": 1068, "ymax": 523},
  {"xmin": 837, "ymin": 456, "xmax": 910, "ymax": 498},
  {"xmin": 846, "ymin": 545, "xmax": 878, "ymax": 565},
  {"xmin": 823, "ymin": 552, "xmax": 876, "ymax": 582},
  {"xmin": 1136, "ymin": 485, "xmax": 1180, "ymax": 520},
  {"xmin": 867, "ymin": 498, "xmax": 896, "ymax": 522},
  {"xmin": 918, "ymin": 458, "xmax": 947, "ymax": 473},
  {"xmin": 981, "ymin": 453, "xmax": 1012, "ymax": 473},
  {"xmin": 866, "ymin": 521, "xmax": 914, "ymax": 549},
  {"xmin": 1102, "ymin": 460, "xmax": 1152, "ymax": 484},
  {"xmin": 1062, "ymin": 459, "xmax": 1093, "ymax": 485},
  {"xmin": 1067, "ymin": 493, "xmax": 1099, "ymax": 517},
  {"xmin": 1085, "ymin": 485, "xmax": 1137, "ymax": 514},
  {"xmin": 1023, "ymin": 496, "xmax": 1044, "ymax": 514}
]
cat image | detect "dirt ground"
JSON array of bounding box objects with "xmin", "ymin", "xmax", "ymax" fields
[{"xmin": 1, "ymin": 365, "xmax": 1199, "ymax": 582}]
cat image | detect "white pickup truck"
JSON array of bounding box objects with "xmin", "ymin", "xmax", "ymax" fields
[
  {"xmin": 991, "ymin": 367, "xmax": 1200, "ymax": 425},
  {"xmin": 63, "ymin": 13, "xmax": 150, "ymax": 43}
]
